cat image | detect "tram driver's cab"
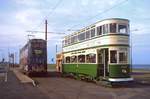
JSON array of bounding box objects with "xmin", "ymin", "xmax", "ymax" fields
[{"xmin": 97, "ymin": 47, "xmax": 132, "ymax": 82}]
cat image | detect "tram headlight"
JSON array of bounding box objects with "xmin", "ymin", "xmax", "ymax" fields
[{"xmin": 122, "ymin": 69, "xmax": 127, "ymax": 73}]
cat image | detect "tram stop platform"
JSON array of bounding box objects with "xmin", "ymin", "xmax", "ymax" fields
[{"xmin": 12, "ymin": 68, "xmax": 36, "ymax": 86}]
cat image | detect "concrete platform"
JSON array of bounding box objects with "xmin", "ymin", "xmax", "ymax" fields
[{"xmin": 12, "ymin": 68, "xmax": 36, "ymax": 86}]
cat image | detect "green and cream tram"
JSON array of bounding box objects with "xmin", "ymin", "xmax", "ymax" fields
[{"xmin": 62, "ymin": 18, "xmax": 133, "ymax": 83}]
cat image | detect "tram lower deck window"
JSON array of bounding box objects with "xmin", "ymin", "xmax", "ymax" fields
[
  {"xmin": 119, "ymin": 52, "xmax": 127, "ymax": 63},
  {"xmin": 86, "ymin": 54, "xmax": 96, "ymax": 63},
  {"xmin": 71, "ymin": 56, "xmax": 77, "ymax": 63},
  {"xmin": 110, "ymin": 50, "xmax": 117, "ymax": 63},
  {"xmin": 66, "ymin": 56, "xmax": 70, "ymax": 63},
  {"xmin": 78, "ymin": 55, "xmax": 85, "ymax": 63}
]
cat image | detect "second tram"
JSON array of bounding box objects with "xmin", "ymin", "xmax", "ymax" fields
[{"xmin": 20, "ymin": 39, "xmax": 47, "ymax": 75}]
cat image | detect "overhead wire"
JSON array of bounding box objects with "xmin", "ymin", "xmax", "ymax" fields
[
  {"xmin": 31, "ymin": 0, "xmax": 63, "ymax": 31},
  {"xmin": 68, "ymin": 0, "xmax": 129, "ymax": 30}
]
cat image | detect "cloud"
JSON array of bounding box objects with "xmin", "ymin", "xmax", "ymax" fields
[
  {"xmin": 15, "ymin": 8, "xmax": 42, "ymax": 27},
  {"xmin": 13, "ymin": 0, "xmax": 39, "ymax": 6}
]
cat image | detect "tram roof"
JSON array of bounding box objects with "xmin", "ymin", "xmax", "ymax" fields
[{"xmin": 64, "ymin": 18, "xmax": 129, "ymax": 38}]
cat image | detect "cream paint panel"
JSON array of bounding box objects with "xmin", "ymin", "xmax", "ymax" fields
[
  {"xmin": 63, "ymin": 35, "xmax": 129, "ymax": 52},
  {"xmin": 96, "ymin": 20, "xmax": 129, "ymax": 27},
  {"xmin": 64, "ymin": 48, "xmax": 97, "ymax": 56}
]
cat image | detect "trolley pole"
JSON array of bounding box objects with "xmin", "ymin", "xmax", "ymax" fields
[
  {"xmin": 45, "ymin": 20, "xmax": 48, "ymax": 41},
  {"xmin": 45, "ymin": 19, "xmax": 48, "ymax": 69}
]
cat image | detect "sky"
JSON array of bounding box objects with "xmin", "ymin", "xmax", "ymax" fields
[{"xmin": 0, "ymin": 0, "xmax": 150, "ymax": 64}]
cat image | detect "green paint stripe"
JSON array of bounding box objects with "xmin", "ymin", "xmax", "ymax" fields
[
  {"xmin": 109, "ymin": 64, "xmax": 130, "ymax": 78},
  {"xmin": 63, "ymin": 64, "xmax": 97, "ymax": 77}
]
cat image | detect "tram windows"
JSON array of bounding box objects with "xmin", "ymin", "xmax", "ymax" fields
[
  {"xmin": 119, "ymin": 52, "xmax": 127, "ymax": 63},
  {"xmin": 102, "ymin": 24, "xmax": 109, "ymax": 34},
  {"xmin": 86, "ymin": 54, "xmax": 96, "ymax": 63},
  {"xmin": 110, "ymin": 50, "xmax": 117, "ymax": 63},
  {"xmin": 66, "ymin": 56, "xmax": 70, "ymax": 63},
  {"xmin": 74, "ymin": 36, "xmax": 78, "ymax": 42},
  {"xmin": 68, "ymin": 37, "xmax": 71, "ymax": 45},
  {"xmin": 86, "ymin": 31, "xmax": 90, "ymax": 39},
  {"xmin": 71, "ymin": 36, "xmax": 77, "ymax": 44},
  {"xmin": 65, "ymin": 39, "xmax": 67, "ymax": 46},
  {"xmin": 97, "ymin": 26, "xmax": 102, "ymax": 36},
  {"xmin": 98, "ymin": 51, "xmax": 104, "ymax": 64},
  {"xmin": 91, "ymin": 28, "xmax": 95, "ymax": 38},
  {"xmin": 71, "ymin": 37, "xmax": 74, "ymax": 44},
  {"xmin": 78, "ymin": 55, "xmax": 85, "ymax": 63},
  {"xmin": 71, "ymin": 56, "xmax": 77, "ymax": 63},
  {"xmin": 78, "ymin": 32, "xmax": 85, "ymax": 41},
  {"xmin": 102, "ymin": 25, "xmax": 105, "ymax": 34},
  {"xmin": 103, "ymin": 24, "xmax": 109, "ymax": 34},
  {"xmin": 118, "ymin": 25, "xmax": 127, "ymax": 34},
  {"xmin": 110, "ymin": 23, "xmax": 116, "ymax": 33}
]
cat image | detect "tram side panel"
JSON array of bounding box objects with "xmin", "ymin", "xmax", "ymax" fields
[{"xmin": 62, "ymin": 64, "xmax": 98, "ymax": 78}]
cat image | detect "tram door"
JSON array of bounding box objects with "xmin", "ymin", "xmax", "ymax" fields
[{"xmin": 97, "ymin": 48, "xmax": 109, "ymax": 77}]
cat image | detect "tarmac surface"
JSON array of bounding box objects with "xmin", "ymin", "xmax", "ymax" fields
[
  {"xmin": 0, "ymin": 71, "xmax": 50, "ymax": 99},
  {"xmin": 0, "ymin": 69, "xmax": 150, "ymax": 99}
]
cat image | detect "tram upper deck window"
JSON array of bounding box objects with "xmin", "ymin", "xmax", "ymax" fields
[
  {"xmin": 78, "ymin": 55, "xmax": 85, "ymax": 63},
  {"xmin": 71, "ymin": 36, "xmax": 74, "ymax": 44},
  {"xmin": 119, "ymin": 52, "xmax": 127, "ymax": 63},
  {"xmin": 110, "ymin": 50, "xmax": 117, "ymax": 63},
  {"xmin": 91, "ymin": 28, "xmax": 95, "ymax": 38},
  {"xmin": 65, "ymin": 39, "xmax": 67, "ymax": 46},
  {"xmin": 110, "ymin": 23, "xmax": 116, "ymax": 33},
  {"xmin": 86, "ymin": 53, "xmax": 96, "ymax": 63},
  {"xmin": 71, "ymin": 36, "xmax": 77, "ymax": 44},
  {"xmin": 78, "ymin": 32, "xmax": 85, "ymax": 41},
  {"xmin": 66, "ymin": 56, "xmax": 70, "ymax": 63},
  {"xmin": 103, "ymin": 24, "xmax": 109, "ymax": 34},
  {"xmin": 68, "ymin": 37, "xmax": 71, "ymax": 45},
  {"xmin": 97, "ymin": 26, "xmax": 102, "ymax": 36},
  {"xmin": 118, "ymin": 24, "xmax": 127, "ymax": 34},
  {"xmin": 86, "ymin": 31, "xmax": 90, "ymax": 39}
]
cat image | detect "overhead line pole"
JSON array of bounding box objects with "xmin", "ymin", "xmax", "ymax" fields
[
  {"xmin": 45, "ymin": 20, "xmax": 48, "ymax": 41},
  {"xmin": 45, "ymin": 20, "xmax": 48, "ymax": 69}
]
